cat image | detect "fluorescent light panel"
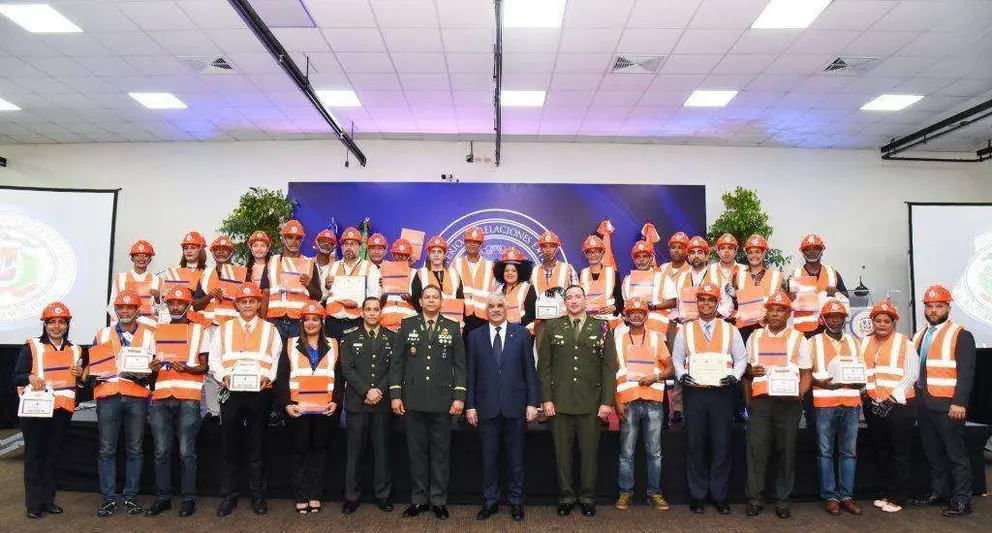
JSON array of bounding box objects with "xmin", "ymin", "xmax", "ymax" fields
[
  {"xmin": 316, "ymin": 90, "xmax": 361, "ymax": 107},
  {"xmin": 129, "ymin": 92, "xmax": 187, "ymax": 109},
  {"xmin": 861, "ymin": 94, "xmax": 924, "ymax": 111},
  {"xmin": 501, "ymin": 90, "xmax": 546, "ymax": 107},
  {"xmin": 684, "ymin": 90, "xmax": 738, "ymax": 107},
  {"xmin": 504, "ymin": 0, "xmax": 566, "ymax": 28},
  {"xmin": 0, "ymin": 4, "xmax": 82, "ymax": 33},
  {"xmin": 751, "ymin": 0, "xmax": 831, "ymax": 29},
  {"xmin": 0, "ymin": 96, "xmax": 21, "ymax": 111}
]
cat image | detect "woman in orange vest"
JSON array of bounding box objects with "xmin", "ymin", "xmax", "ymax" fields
[
  {"xmin": 494, "ymin": 247, "xmax": 536, "ymax": 330},
  {"xmin": 276, "ymin": 301, "xmax": 338, "ymax": 515},
  {"xmin": 14, "ymin": 302, "xmax": 84, "ymax": 519},
  {"xmin": 158, "ymin": 231, "xmax": 207, "ymax": 296},
  {"xmin": 579, "ymin": 235, "xmax": 623, "ymax": 326},
  {"xmin": 380, "ymin": 238, "xmax": 418, "ymax": 332},
  {"xmin": 410, "ymin": 236, "xmax": 464, "ymax": 326},
  {"xmin": 861, "ymin": 300, "xmax": 920, "ymax": 513},
  {"xmin": 110, "ymin": 240, "xmax": 161, "ymax": 327}
]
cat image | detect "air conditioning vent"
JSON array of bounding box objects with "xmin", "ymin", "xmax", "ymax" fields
[
  {"xmin": 181, "ymin": 56, "xmax": 236, "ymax": 75},
  {"xmin": 823, "ymin": 56, "xmax": 879, "ymax": 74},
  {"xmin": 611, "ymin": 54, "xmax": 665, "ymax": 74}
]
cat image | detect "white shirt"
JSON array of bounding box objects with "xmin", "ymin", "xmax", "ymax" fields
[
  {"xmin": 489, "ymin": 320, "xmax": 508, "ymax": 347},
  {"xmin": 744, "ymin": 327, "xmax": 813, "ymax": 369},
  {"xmin": 207, "ymin": 316, "xmax": 282, "ymax": 382},
  {"xmin": 662, "ymin": 269, "xmax": 733, "ymax": 318},
  {"xmin": 671, "ymin": 318, "xmax": 748, "ymax": 380}
]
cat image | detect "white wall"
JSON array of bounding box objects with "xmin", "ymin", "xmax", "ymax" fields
[{"xmin": 2, "ymin": 140, "xmax": 991, "ymax": 313}]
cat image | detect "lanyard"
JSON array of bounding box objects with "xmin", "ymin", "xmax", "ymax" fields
[{"xmin": 627, "ymin": 331, "xmax": 646, "ymax": 347}]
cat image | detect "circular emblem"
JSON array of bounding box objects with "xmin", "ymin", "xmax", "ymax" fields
[
  {"xmin": 849, "ymin": 308, "xmax": 874, "ymax": 339},
  {"xmin": 954, "ymin": 236, "xmax": 992, "ymax": 328},
  {"xmin": 0, "ymin": 213, "xmax": 77, "ymax": 325},
  {"xmin": 54, "ymin": 306, "xmax": 63, "ymax": 314},
  {"xmin": 439, "ymin": 208, "xmax": 566, "ymax": 265},
  {"xmin": 807, "ymin": 236, "xmax": 815, "ymax": 244}
]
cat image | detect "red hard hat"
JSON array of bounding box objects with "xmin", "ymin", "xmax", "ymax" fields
[
  {"xmin": 697, "ymin": 281, "xmax": 721, "ymax": 300},
  {"xmin": 630, "ymin": 240, "xmax": 654, "ymax": 258},
  {"xmin": 130, "ymin": 240, "xmax": 155, "ymax": 256},
  {"xmin": 744, "ymin": 234, "xmax": 769, "ymax": 251},
  {"xmin": 340, "ymin": 227, "xmax": 362, "ymax": 244},
  {"xmin": 624, "ymin": 297, "xmax": 649, "ymax": 315},
  {"xmin": 114, "ymin": 289, "xmax": 141, "ymax": 307},
  {"xmin": 248, "ymin": 231, "xmax": 271, "ymax": 246},
  {"xmin": 426, "ymin": 235, "xmax": 448, "ymax": 251},
  {"xmin": 315, "ymin": 229, "xmax": 337, "ymax": 245},
  {"xmin": 501, "ymin": 247, "xmax": 525, "ymax": 262},
  {"xmin": 688, "ymin": 236, "xmax": 710, "ymax": 254},
  {"xmin": 800, "ymin": 233, "xmax": 825, "ymax": 251},
  {"xmin": 164, "ymin": 286, "xmax": 193, "ymax": 303},
  {"xmin": 41, "ymin": 302, "xmax": 72, "ymax": 321},
  {"xmin": 235, "ymin": 282, "xmax": 263, "ymax": 301},
  {"xmin": 391, "ymin": 238, "xmax": 413, "ymax": 255},
  {"xmin": 764, "ymin": 291, "xmax": 792, "ymax": 311},
  {"xmin": 716, "ymin": 233, "xmax": 738, "ymax": 249},
  {"xmin": 820, "ymin": 298, "xmax": 848, "ymax": 317},
  {"xmin": 668, "ymin": 231, "xmax": 690, "ymax": 247},
  {"xmin": 922, "ymin": 285, "xmax": 952, "ymax": 304},
  {"xmin": 280, "ymin": 219, "xmax": 305, "ymax": 237},
  {"xmin": 301, "ymin": 300, "xmax": 326, "ymax": 318},
  {"xmin": 181, "ymin": 231, "xmax": 206, "ymax": 247},
  {"xmin": 210, "ymin": 235, "xmax": 235, "ymax": 251},
  {"xmin": 582, "ymin": 235, "xmax": 605, "ymax": 253},
  {"xmin": 538, "ymin": 230, "xmax": 561, "ymax": 247},
  {"xmin": 464, "ymin": 226, "xmax": 485, "ymax": 243},
  {"xmin": 368, "ymin": 233, "xmax": 388, "ymax": 248},
  {"xmin": 870, "ymin": 299, "xmax": 899, "ymax": 321}
]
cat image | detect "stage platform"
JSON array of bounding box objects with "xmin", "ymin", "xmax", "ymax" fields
[{"xmin": 57, "ymin": 406, "xmax": 990, "ymax": 505}]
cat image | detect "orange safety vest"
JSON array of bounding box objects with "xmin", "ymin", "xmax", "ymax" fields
[
  {"xmin": 862, "ymin": 333, "xmax": 914, "ymax": 402},
  {"xmin": 657, "ymin": 261, "xmax": 689, "ymax": 279},
  {"xmin": 151, "ymin": 322, "xmax": 207, "ymax": 402},
  {"xmin": 160, "ymin": 266, "xmax": 204, "ymax": 295},
  {"xmin": 266, "ymin": 255, "xmax": 315, "ymax": 319},
  {"xmin": 418, "ymin": 266, "xmax": 463, "ymax": 328},
  {"xmin": 455, "ymin": 256, "xmax": 494, "ymax": 320},
  {"xmin": 325, "ymin": 259, "xmax": 375, "ymax": 320},
  {"xmin": 580, "ymin": 266, "xmax": 617, "ymax": 321},
  {"xmin": 530, "ymin": 261, "xmax": 575, "ymax": 293},
  {"xmin": 502, "ymin": 282, "xmax": 532, "ymax": 331},
  {"xmin": 92, "ymin": 325, "xmax": 156, "ymax": 399},
  {"xmin": 913, "ymin": 321, "xmax": 963, "ymax": 399},
  {"xmin": 614, "ymin": 325, "xmax": 667, "ymax": 404},
  {"xmin": 113, "ymin": 270, "xmax": 159, "ymax": 320},
  {"xmin": 682, "ymin": 319, "xmax": 735, "ymax": 373},
  {"xmin": 382, "ymin": 269, "xmax": 417, "ymax": 332},
  {"xmin": 200, "ymin": 263, "xmax": 248, "ymax": 325},
  {"xmin": 790, "ymin": 265, "xmax": 838, "ymax": 333},
  {"xmin": 673, "ymin": 268, "xmax": 714, "ymax": 291},
  {"xmin": 622, "ymin": 269, "xmax": 669, "ymax": 334},
  {"xmin": 748, "ymin": 327, "xmax": 803, "ymax": 398},
  {"xmin": 21, "ymin": 339, "xmax": 81, "ymax": 412},
  {"xmin": 810, "ymin": 332, "xmax": 863, "ymax": 408},
  {"xmin": 218, "ymin": 318, "xmax": 279, "ymax": 385},
  {"xmin": 286, "ymin": 336, "xmax": 337, "ymax": 404},
  {"xmin": 707, "ymin": 262, "xmax": 743, "ymax": 289}
]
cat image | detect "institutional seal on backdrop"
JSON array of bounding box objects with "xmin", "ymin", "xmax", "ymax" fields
[
  {"xmin": 0, "ymin": 212, "xmax": 76, "ymax": 324},
  {"xmin": 953, "ymin": 230, "xmax": 992, "ymax": 336},
  {"xmin": 438, "ymin": 209, "xmax": 568, "ymax": 265},
  {"xmin": 848, "ymin": 308, "xmax": 874, "ymax": 339}
]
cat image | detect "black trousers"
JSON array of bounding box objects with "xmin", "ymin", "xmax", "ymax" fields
[
  {"xmin": 745, "ymin": 396, "xmax": 803, "ymax": 503},
  {"xmin": 220, "ymin": 390, "xmax": 272, "ymax": 500},
  {"xmin": 684, "ymin": 386, "xmax": 735, "ymax": 501},
  {"xmin": 345, "ymin": 410, "xmax": 392, "ymax": 502},
  {"xmin": 325, "ymin": 317, "xmax": 362, "ymax": 341},
  {"xmin": 21, "ymin": 409, "xmax": 72, "ymax": 511},
  {"xmin": 480, "ymin": 415, "xmax": 526, "ymax": 506},
  {"xmin": 865, "ymin": 399, "xmax": 915, "ymax": 504},
  {"xmin": 288, "ymin": 414, "xmax": 334, "ymax": 503},
  {"xmin": 404, "ymin": 410, "xmax": 453, "ymax": 506},
  {"xmin": 918, "ymin": 402, "xmax": 971, "ymax": 504}
]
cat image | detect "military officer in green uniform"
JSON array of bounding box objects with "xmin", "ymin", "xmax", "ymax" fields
[
  {"xmin": 339, "ymin": 297, "xmax": 396, "ymax": 514},
  {"xmin": 538, "ymin": 284, "xmax": 618, "ymax": 518},
  {"xmin": 389, "ymin": 285, "xmax": 466, "ymax": 521}
]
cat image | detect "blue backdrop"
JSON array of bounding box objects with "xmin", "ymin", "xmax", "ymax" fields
[{"xmin": 288, "ymin": 182, "xmax": 706, "ymax": 273}]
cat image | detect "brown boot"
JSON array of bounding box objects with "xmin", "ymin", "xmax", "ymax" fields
[
  {"xmin": 615, "ymin": 493, "xmax": 631, "ymax": 511},
  {"xmin": 825, "ymin": 500, "xmax": 841, "ymax": 515},
  {"xmin": 649, "ymin": 494, "xmax": 670, "ymax": 512},
  {"xmin": 840, "ymin": 499, "xmax": 862, "ymax": 515}
]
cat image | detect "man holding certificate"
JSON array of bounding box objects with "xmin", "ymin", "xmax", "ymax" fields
[
  {"xmin": 670, "ymin": 282, "xmax": 747, "ymax": 515},
  {"xmin": 788, "ymin": 234, "xmax": 849, "ymax": 336},
  {"xmin": 208, "ymin": 282, "xmax": 283, "ymax": 517},
  {"xmin": 743, "ymin": 292, "xmax": 812, "ymax": 519},
  {"xmin": 731, "ymin": 235, "xmax": 783, "ymax": 340},
  {"xmin": 325, "ymin": 227, "xmax": 381, "ymax": 339},
  {"xmin": 266, "ymin": 220, "xmax": 323, "ymax": 341},
  {"xmin": 661, "ymin": 237, "xmax": 732, "ymax": 320},
  {"xmin": 453, "ymin": 226, "xmax": 495, "ymax": 336}
]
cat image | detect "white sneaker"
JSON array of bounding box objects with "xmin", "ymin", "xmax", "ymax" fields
[
  {"xmin": 881, "ymin": 502, "xmax": 903, "ymax": 513},
  {"xmin": 873, "ymin": 499, "xmax": 886, "ymax": 508}
]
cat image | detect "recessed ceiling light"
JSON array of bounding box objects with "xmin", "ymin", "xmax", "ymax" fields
[
  {"xmin": 504, "ymin": 0, "xmax": 566, "ymax": 28},
  {"xmin": 751, "ymin": 0, "xmax": 831, "ymax": 29},
  {"xmin": 0, "ymin": 4, "xmax": 82, "ymax": 33},
  {"xmin": 502, "ymin": 90, "xmax": 546, "ymax": 107},
  {"xmin": 0, "ymin": 96, "xmax": 21, "ymax": 111},
  {"xmin": 861, "ymin": 94, "xmax": 924, "ymax": 111},
  {"xmin": 129, "ymin": 92, "xmax": 187, "ymax": 110},
  {"xmin": 684, "ymin": 90, "xmax": 738, "ymax": 107},
  {"xmin": 316, "ymin": 89, "xmax": 362, "ymax": 107}
]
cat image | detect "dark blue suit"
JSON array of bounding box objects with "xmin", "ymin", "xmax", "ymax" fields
[{"xmin": 466, "ymin": 322, "xmax": 539, "ymax": 505}]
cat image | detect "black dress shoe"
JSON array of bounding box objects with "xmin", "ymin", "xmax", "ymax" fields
[
  {"xmin": 377, "ymin": 500, "xmax": 393, "ymax": 512},
  {"xmin": 745, "ymin": 500, "xmax": 762, "ymax": 516},
  {"xmin": 689, "ymin": 499, "xmax": 705, "ymax": 514},
  {"xmin": 511, "ymin": 504, "xmax": 525, "ymax": 521},
  {"xmin": 144, "ymin": 499, "xmax": 172, "ymax": 516},
  {"xmin": 557, "ymin": 503, "xmax": 574, "ymax": 516},
  {"xmin": 402, "ymin": 504, "xmax": 428, "ymax": 517},
  {"xmin": 43, "ymin": 504, "xmax": 63, "ymax": 514},
  {"xmin": 580, "ymin": 503, "xmax": 596, "ymax": 517},
  {"xmin": 775, "ymin": 505, "xmax": 791, "ymax": 519},
  {"xmin": 178, "ymin": 500, "xmax": 196, "ymax": 517},
  {"xmin": 913, "ymin": 493, "xmax": 947, "ymax": 507},
  {"xmin": 432, "ymin": 505, "xmax": 449, "ymax": 520},
  {"xmin": 343, "ymin": 501, "xmax": 359, "ymax": 514},
  {"xmin": 476, "ymin": 504, "xmax": 498, "ymax": 520},
  {"xmin": 216, "ymin": 498, "xmax": 236, "ymax": 517},
  {"xmin": 715, "ymin": 500, "xmax": 731, "ymax": 515},
  {"xmin": 26, "ymin": 510, "xmax": 42, "ymax": 519},
  {"xmin": 942, "ymin": 502, "xmax": 973, "ymax": 517},
  {"xmin": 251, "ymin": 499, "xmax": 267, "ymax": 515}
]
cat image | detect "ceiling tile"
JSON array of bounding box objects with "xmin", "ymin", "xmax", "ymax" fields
[
  {"xmin": 441, "ymin": 28, "xmax": 493, "ymax": 53},
  {"xmin": 92, "ymin": 32, "xmax": 167, "ymax": 56},
  {"xmin": 559, "ymin": 28, "xmax": 623, "ymax": 53},
  {"xmin": 124, "ymin": 56, "xmax": 192, "ymax": 77},
  {"xmin": 897, "ymin": 32, "xmax": 972, "ymax": 58},
  {"xmin": 227, "ymin": 53, "xmax": 282, "ymax": 74},
  {"xmin": 711, "ymin": 54, "xmax": 777, "ymax": 75},
  {"xmin": 503, "ymin": 72, "xmax": 552, "ymax": 89},
  {"xmin": 382, "ymin": 28, "xmax": 444, "ymax": 52},
  {"xmin": 39, "ymin": 35, "xmax": 114, "ymax": 57},
  {"xmin": 435, "ymin": 0, "xmax": 494, "ymax": 27},
  {"xmin": 321, "ymin": 28, "xmax": 386, "ymax": 52},
  {"xmin": 563, "ymin": 0, "xmax": 637, "ymax": 28},
  {"xmin": 791, "ymin": 75, "xmax": 857, "ymax": 94},
  {"xmin": 787, "ymin": 30, "xmax": 860, "ymax": 56},
  {"xmin": 452, "ymin": 90, "xmax": 490, "ymax": 106},
  {"xmin": 764, "ymin": 54, "xmax": 831, "ymax": 75},
  {"xmin": 865, "ymin": 56, "xmax": 937, "ymax": 78},
  {"xmin": 544, "ymin": 90, "xmax": 597, "ymax": 106},
  {"xmin": 177, "ymin": 0, "xmax": 246, "ymax": 29},
  {"xmin": 370, "ymin": 0, "xmax": 438, "ymax": 27},
  {"xmin": 689, "ymin": 0, "xmax": 767, "ymax": 29},
  {"xmin": 650, "ymin": 73, "xmax": 707, "ymax": 91},
  {"xmin": 151, "ymin": 30, "xmax": 223, "ymax": 56},
  {"xmin": 731, "ymin": 29, "xmax": 801, "ymax": 54},
  {"xmin": 674, "ymin": 29, "xmax": 744, "ymax": 54},
  {"xmin": 53, "ymin": 2, "xmax": 141, "ymax": 33},
  {"xmin": 639, "ymin": 90, "xmax": 694, "ymax": 106},
  {"xmin": 591, "ymin": 91, "xmax": 643, "ymax": 106},
  {"xmin": 598, "ymin": 74, "xmax": 654, "ymax": 91},
  {"xmin": 445, "ymin": 53, "xmax": 493, "ymax": 73},
  {"xmin": 503, "ymin": 53, "xmax": 555, "ymax": 74},
  {"xmin": 449, "ymin": 73, "xmax": 491, "ymax": 90},
  {"xmin": 872, "ymin": 1, "xmax": 950, "ymax": 32},
  {"xmin": 404, "ymin": 90, "xmax": 453, "ymax": 106},
  {"xmin": 617, "ymin": 28, "xmax": 682, "ymax": 55},
  {"xmin": 841, "ymin": 31, "xmax": 922, "ymax": 57},
  {"xmin": 117, "ymin": 1, "xmax": 199, "ymax": 31},
  {"xmin": 304, "ymin": 0, "xmax": 376, "ymax": 27},
  {"xmin": 549, "ymin": 73, "xmax": 604, "ymax": 91},
  {"xmin": 936, "ymin": 78, "xmax": 992, "ymax": 98},
  {"xmin": 659, "ymin": 54, "xmax": 722, "ymax": 74},
  {"xmin": 890, "ymin": 77, "xmax": 955, "ymax": 95},
  {"xmin": 554, "ymin": 53, "xmax": 611, "ymax": 74},
  {"xmin": 922, "ymin": 58, "xmax": 992, "ymax": 79},
  {"xmin": 349, "ymin": 72, "xmax": 403, "ymax": 90},
  {"xmin": 809, "ymin": 1, "xmax": 898, "ymax": 30},
  {"xmin": 628, "ymin": 0, "xmax": 702, "ymax": 28},
  {"xmin": 701, "ymin": 73, "xmax": 755, "ymax": 89},
  {"xmin": 398, "ymin": 73, "xmax": 451, "ymax": 90},
  {"xmin": 336, "ymin": 52, "xmax": 396, "ymax": 73},
  {"xmin": 501, "ymin": 28, "xmax": 561, "ymax": 54},
  {"xmin": 272, "ymin": 28, "xmax": 329, "ymax": 51},
  {"xmin": 0, "ymin": 57, "xmax": 44, "ymax": 77},
  {"xmin": 207, "ymin": 28, "xmax": 267, "ymax": 54},
  {"xmin": 391, "ymin": 52, "xmax": 447, "ymax": 73}
]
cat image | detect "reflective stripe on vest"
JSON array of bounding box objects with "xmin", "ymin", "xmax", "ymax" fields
[
  {"xmin": 734, "ymin": 268, "xmax": 782, "ymax": 300},
  {"xmin": 707, "ymin": 263, "xmax": 742, "ymax": 289},
  {"xmin": 657, "ymin": 261, "xmax": 688, "ymax": 280},
  {"xmin": 22, "ymin": 339, "xmax": 81, "ymax": 412},
  {"xmin": 913, "ymin": 321, "xmax": 962, "ymax": 399},
  {"xmin": 219, "ymin": 319, "xmax": 278, "ymax": 383},
  {"xmin": 325, "ymin": 259, "xmax": 374, "ymax": 319},
  {"xmin": 202, "ymin": 264, "xmax": 247, "ymax": 325},
  {"xmin": 683, "ymin": 320, "xmax": 734, "ymax": 371},
  {"xmin": 748, "ymin": 327, "xmax": 802, "ymax": 397},
  {"xmin": 93, "ymin": 326, "xmax": 154, "ymax": 399},
  {"xmin": 267, "ymin": 255, "xmax": 315, "ymax": 318},
  {"xmin": 530, "ymin": 262, "xmax": 572, "ymax": 293},
  {"xmin": 622, "ymin": 270, "xmax": 669, "ymax": 334},
  {"xmin": 381, "ymin": 270, "xmax": 417, "ymax": 332},
  {"xmin": 152, "ymin": 322, "xmax": 206, "ymax": 401},
  {"xmin": 455, "ymin": 256, "xmax": 494, "ymax": 319},
  {"xmin": 504, "ymin": 282, "xmax": 530, "ymax": 324},
  {"xmin": 614, "ymin": 325, "xmax": 665, "ymax": 403},
  {"xmin": 286, "ymin": 336, "xmax": 337, "ymax": 402},
  {"xmin": 810, "ymin": 333, "xmax": 863, "ymax": 407},
  {"xmin": 861, "ymin": 333, "xmax": 914, "ymax": 402},
  {"xmin": 790, "ymin": 265, "xmax": 837, "ymax": 332},
  {"xmin": 114, "ymin": 271, "xmax": 158, "ymax": 319},
  {"xmin": 161, "ymin": 266, "xmax": 203, "ymax": 295},
  {"xmin": 580, "ymin": 266, "xmax": 616, "ymax": 321}
]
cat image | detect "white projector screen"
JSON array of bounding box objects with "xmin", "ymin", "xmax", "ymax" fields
[
  {"xmin": 910, "ymin": 203, "xmax": 992, "ymax": 348},
  {"xmin": 0, "ymin": 186, "xmax": 117, "ymax": 345}
]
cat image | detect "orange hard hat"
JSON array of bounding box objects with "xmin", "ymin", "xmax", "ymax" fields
[
  {"xmin": 800, "ymin": 233, "xmax": 825, "ymax": 251},
  {"xmin": 697, "ymin": 281, "xmax": 721, "ymax": 300},
  {"xmin": 744, "ymin": 234, "xmax": 769, "ymax": 251},
  {"xmin": 248, "ymin": 231, "xmax": 271, "ymax": 246},
  {"xmin": 163, "ymin": 286, "xmax": 193, "ymax": 303},
  {"xmin": 624, "ymin": 297, "xmax": 649, "ymax": 315},
  {"xmin": 464, "ymin": 226, "xmax": 485, "ymax": 243},
  {"xmin": 630, "ymin": 240, "xmax": 654, "ymax": 258},
  {"xmin": 716, "ymin": 233, "xmax": 738, "ymax": 249},
  {"xmin": 368, "ymin": 233, "xmax": 388, "ymax": 248},
  {"xmin": 820, "ymin": 298, "xmax": 848, "ymax": 317},
  {"xmin": 764, "ymin": 291, "xmax": 793, "ymax": 311},
  {"xmin": 41, "ymin": 302, "xmax": 72, "ymax": 321},
  {"xmin": 426, "ymin": 235, "xmax": 448, "ymax": 251},
  {"xmin": 340, "ymin": 227, "xmax": 362, "ymax": 244},
  {"xmin": 538, "ymin": 230, "xmax": 561, "ymax": 247},
  {"xmin": 301, "ymin": 300, "xmax": 326, "ymax": 318},
  {"xmin": 280, "ymin": 219, "xmax": 305, "ymax": 237},
  {"xmin": 114, "ymin": 289, "xmax": 141, "ymax": 307},
  {"xmin": 668, "ymin": 231, "xmax": 690, "ymax": 247},
  {"xmin": 688, "ymin": 236, "xmax": 710, "ymax": 254},
  {"xmin": 870, "ymin": 299, "xmax": 899, "ymax": 321},
  {"xmin": 922, "ymin": 285, "xmax": 952, "ymax": 304},
  {"xmin": 210, "ymin": 235, "xmax": 235, "ymax": 251},
  {"xmin": 235, "ymin": 282, "xmax": 263, "ymax": 301},
  {"xmin": 501, "ymin": 247, "xmax": 526, "ymax": 262},
  {"xmin": 391, "ymin": 238, "xmax": 413, "ymax": 255},
  {"xmin": 130, "ymin": 240, "xmax": 154, "ymax": 256},
  {"xmin": 582, "ymin": 235, "xmax": 605, "ymax": 253},
  {"xmin": 181, "ymin": 231, "xmax": 206, "ymax": 247},
  {"xmin": 315, "ymin": 229, "xmax": 337, "ymax": 245}
]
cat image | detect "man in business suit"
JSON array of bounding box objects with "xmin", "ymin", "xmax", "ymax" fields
[
  {"xmin": 466, "ymin": 292, "xmax": 539, "ymax": 522},
  {"xmin": 339, "ymin": 297, "xmax": 396, "ymax": 514},
  {"xmin": 389, "ymin": 285, "xmax": 466, "ymax": 520},
  {"xmin": 538, "ymin": 285, "xmax": 618, "ymax": 518}
]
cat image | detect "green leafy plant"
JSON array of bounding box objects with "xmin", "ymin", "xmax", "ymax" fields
[
  {"xmin": 707, "ymin": 186, "xmax": 790, "ymax": 269},
  {"xmin": 218, "ymin": 187, "xmax": 298, "ymax": 264}
]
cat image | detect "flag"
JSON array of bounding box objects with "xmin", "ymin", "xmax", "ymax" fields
[
  {"xmin": 641, "ymin": 222, "xmax": 661, "ymax": 267},
  {"xmin": 358, "ymin": 218, "xmax": 371, "ymax": 260},
  {"xmin": 595, "ymin": 219, "xmax": 616, "ymax": 268}
]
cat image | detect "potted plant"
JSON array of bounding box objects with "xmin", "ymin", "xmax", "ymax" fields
[
  {"xmin": 707, "ymin": 186, "xmax": 789, "ymax": 268},
  {"xmin": 218, "ymin": 187, "xmax": 298, "ymax": 264}
]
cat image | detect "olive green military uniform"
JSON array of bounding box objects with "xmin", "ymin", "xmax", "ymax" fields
[
  {"xmin": 538, "ymin": 315, "xmax": 618, "ymax": 505},
  {"xmin": 339, "ymin": 325, "xmax": 397, "ymax": 502},
  {"xmin": 389, "ymin": 314, "xmax": 466, "ymax": 506}
]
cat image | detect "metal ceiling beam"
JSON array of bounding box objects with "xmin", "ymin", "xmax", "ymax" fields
[
  {"xmin": 880, "ymin": 97, "xmax": 992, "ymax": 163},
  {"xmin": 493, "ymin": 0, "xmax": 503, "ymax": 167},
  {"xmin": 227, "ymin": 0, "xmax": 368, "ymax": 167}
]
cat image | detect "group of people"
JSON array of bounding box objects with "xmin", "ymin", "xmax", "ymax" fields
[{"xmin": 14, "ymin": 221, "xmax": 977, "ymax": 522}]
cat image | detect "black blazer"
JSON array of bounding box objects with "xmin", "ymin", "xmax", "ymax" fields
[{"xmin": 466, "ymin": 322, "xmax": 539, "ymax": 419}]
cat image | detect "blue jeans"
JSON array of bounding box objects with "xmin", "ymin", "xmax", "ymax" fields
[
  {"xmin": 149, "ymin": 398, "xmax": 202, "ymax": 501},
  {"xmin": 97, "ymin": 395, "xmax": 147, "ymax": 501},
  {"xmin": 816, "ymin": 406, "xmax": 860, "ymax": 501},
  {"xmin": 618, "ymin": 400, "xmax": 664, "ymax": 496}
]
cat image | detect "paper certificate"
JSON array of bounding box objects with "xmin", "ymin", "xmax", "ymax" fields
[
  {"xmin": 229, "ymin": 360, "xmax": 261, "ymax": 392},
  {"xmin": 381, "ymin": 261, "xmax": 411, "ymax": 295},
  {"xmin": 628, "ymin": 271, "xmax": 655, "ymax": 300},
  {"xmin": 535, "ymin": 295, "xmax": 564, "ymax": 320},
  {"xmin": 18, "ymin": 390, "xmax": 55, "ymax": 418},
  {"xmin": 829, "ymin": 359, "xmax": 867, "ymax": 384},
  {"xmin": 119, "ymin": 347, "xmax": 152, "ymax": 374},
  {"xmin": 688, "ymin": 352, "xmax": 731, "ymax": 387},
  {"xmin": 768, "ymin": 367, "xmax": 800, "ymax": 396},
  {"xmin": 296, "ymin": 376, "xmax": 332, "ymax": 414},
  {"xmin": 331, "ymin": 275, "xmax": 367, "ymax": 304},
  {"xmin": 585, "ymin": 292, "xmax": 607, "ymax": 314},
  {"xmin": 400, "ymin": 228, "xmax": 426, "ymax": 261},
  {"xmin": 792, "ymin": 276, "xmax": 819, "ymax": 312},
  {"xmin": 678, "ymin": 287, "xmax": 699, "ymax": 321},
  {"xmin": 735, "ymin": 285, "xmax": 766, "ymax": 326}
]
